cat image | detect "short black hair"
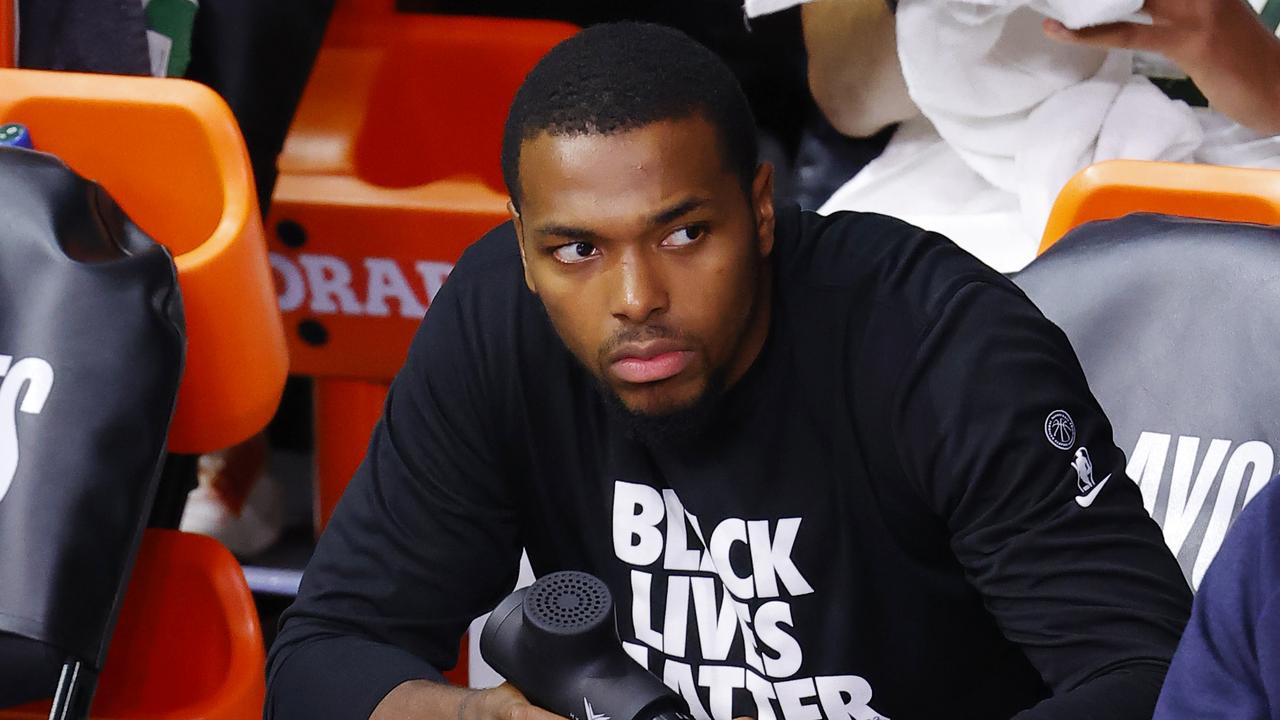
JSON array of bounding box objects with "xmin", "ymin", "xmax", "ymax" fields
[{"xmin": 501, "ymin": 22, "xmax": 759, "ymax": 211}]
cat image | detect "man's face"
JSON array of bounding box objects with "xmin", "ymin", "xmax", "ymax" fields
[{"xmin": 511, "ymin": 115, "xmax": 776, "ymax": 419}]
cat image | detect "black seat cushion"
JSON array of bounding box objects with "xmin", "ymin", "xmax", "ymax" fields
[{"xmin": 0, "ymin": 147, "xmax": 184, "ymax": 692}]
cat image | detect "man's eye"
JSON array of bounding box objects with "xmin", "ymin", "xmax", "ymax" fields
[
  {"xmin": 552, "ymin": 241, "xmax": 599, "ymax": 264},
  {"xmin": 663, "ymin": 224, "xmax": 707, "ymax": 247}
]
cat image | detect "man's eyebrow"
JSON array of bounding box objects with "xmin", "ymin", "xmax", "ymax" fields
[
  {"xmin": 649, "ymin": 197, "xmax": 709, "ymax": 227},
  {"xmin": 533, "ymin": 223, "xmax": 604, "ymax": 242},
  {"xmin": 533, "ymin": 197, "xmax": 711, "ymax": 240}
]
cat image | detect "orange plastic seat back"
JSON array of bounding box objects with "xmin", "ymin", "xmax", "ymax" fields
[
  {"xmin": 1040, "ymin": 160, "xmax": 1280, "ymax": 254},
  {"xmin": 353, "ymin": 19, "xmax": 551, "ymax": 193},
  {"xmin": 268, "ymin": 15, "xmax": 577, "ymax": 380},
  {"xmin": 96, "ymin": 530, "xmax": 264, "ymax": 718},
  {"xmin": 0, "ymin": 68, "xmax": 288, "ymax": 454},
  {"xmin": 3, "ymin": 530, "xmax": 264, "ymax": 720}
]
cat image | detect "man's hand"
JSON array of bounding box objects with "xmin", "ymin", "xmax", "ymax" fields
[
  {"xmin": 371, "ymin": 680, "xmax": 568, "ymax": 720},
  {"xmin": 1043, "ymin": 0, "xmax": 1280, "ymax": 135}
]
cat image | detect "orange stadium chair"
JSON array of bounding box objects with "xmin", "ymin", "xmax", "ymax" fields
[
  {"xmin": 1016, "ymin": 160, "xmax": 1280, "ymax": 589},
  {"xmin": 0, "ymin": 68, "xmax": 287, "ymax": 718},
  {"xmin": 1039, "ymin": 160, "xmax": 1280, "ymax": 253},
  {"xmin": 3, "ymin": 530, "xmax": 266, "ymax": 720},
  {"xmin": 69, "ymin": 530, "xmax": 264, "ymax": 720},
  {"xmin": 265, "ymin": 2, "xmax": 575, "ymax": 687},
  {"xmin": 266, "ymin": 2, "xmax": 576, "ymax": 535}
]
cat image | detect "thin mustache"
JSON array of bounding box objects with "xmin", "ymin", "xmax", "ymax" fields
[{"xmin": 598, "ymin": 325, "xmax": 682, "ymax": 357}]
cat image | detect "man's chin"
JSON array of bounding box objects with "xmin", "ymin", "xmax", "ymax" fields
[
  {"xmin": 616, "ymin": 387, "xmax": 698, "ymax": 418},
  {"xmin": 603, "ymin": 375, "xmax": 725, "ymax": 447}
]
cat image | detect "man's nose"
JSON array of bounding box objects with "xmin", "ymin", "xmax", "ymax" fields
[{"xmin": 609, "ymin": 249, "xmax": 668, "ymax": 324}]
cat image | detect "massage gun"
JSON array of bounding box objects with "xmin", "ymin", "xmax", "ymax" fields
[{"xmin": 480, "ymin": 571, "xmax": 696, "ymax": 720}]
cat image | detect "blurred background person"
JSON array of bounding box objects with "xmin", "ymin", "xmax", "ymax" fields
[
  {"xmin": 1153, "ymin": 473, "xmax": 1280, "ymax": 719},
  {"xmin": 778, "ymin": 0, "xmax": 1280, "ymax": 271}
]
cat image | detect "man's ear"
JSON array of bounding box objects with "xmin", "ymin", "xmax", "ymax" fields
[
  {"xmin": 509, "ymin": 200, "xmax": 538, "ymax": 294},
  {"xmin": 752, "ymin": 162, "xmax": 776, "ymax": 257}
]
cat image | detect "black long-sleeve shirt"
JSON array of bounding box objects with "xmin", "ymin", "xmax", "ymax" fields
[{"xmin": 267, "ymin": 206, "xmax": 1192, "ymax": 720}]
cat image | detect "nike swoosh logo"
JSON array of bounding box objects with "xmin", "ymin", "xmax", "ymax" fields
[{"xmin": 1075, "ymin": 474, "xmax": 1112, "ymax": 508}]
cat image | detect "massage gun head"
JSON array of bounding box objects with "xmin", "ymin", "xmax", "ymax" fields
[
  {"xmin": 481, "ymin": 571, "xmax": 695, "ymax": 720},
  {"xmin": 522, "ymin": 571, "xmax": 613, "ymax": 637}
]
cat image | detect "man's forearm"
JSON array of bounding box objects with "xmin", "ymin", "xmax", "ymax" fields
[
  {"xmin": 1175, "ymin": 5, "xmax": 1280, "ymax": 136},
  {"xmin": 372, "ymin": 680, "xmax": 472, "ymax": 720},
  {"xmin": 1014, "ymin": 661, "xmax": 1168, "ymax": 719},
  {"xmin": 374, "ymin": 680, "xmax": 568, "ymax": 720},
  {"xmin": 802, "ymin": 0, "xmax": 917, "ymax": 137},
  {"xmin": 266, "ymin": 630, "xmax": 445, "ymax": 720}
]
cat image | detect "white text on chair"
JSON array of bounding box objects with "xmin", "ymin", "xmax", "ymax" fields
[
  {"xmin": 1126, "ymin": 432, "xmax": 1274, "ymax": 589},
  {"xmin": 269, "ymin": 252, "xmax": 454, "ymax": 319},
  {"xmin": 0, "ymin": 354, "xmax": 55, "ymax": 504}
]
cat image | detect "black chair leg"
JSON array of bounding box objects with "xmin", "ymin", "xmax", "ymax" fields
[
  {"xmin": 47, "ymin": 660, "xmax": 96, "ymax": 720},
  {"xmin": 147, "ymin": 453, "xmax": 199, "ymax": 529}
]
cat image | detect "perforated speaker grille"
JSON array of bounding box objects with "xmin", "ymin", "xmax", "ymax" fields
[{"xmin": 525, "ymin": 571, "xmax": 612, "ymax": 631}]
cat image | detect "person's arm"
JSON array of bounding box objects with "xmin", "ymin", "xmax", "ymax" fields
[
  {"xmin": 892, "ymin": 277, "xmax": 1193, "ymax": 719},
  {"xmin": 1043, "ymin": 0, "xmax": 1280, "ymax": 135},
  {"xmin": 801, "ymin": 0, "xmax": 917, "ymax": 137},
  {"xmin": 1152, "ymin": 476, "xmax": 1280, "ymax": 719},
  {"xmin": 371, "ymin": 680, "xmax": 563, "ymax": 720},
  {"xmin": 265, "ymin": 241, "xmax": 529, "ymax": 719}
]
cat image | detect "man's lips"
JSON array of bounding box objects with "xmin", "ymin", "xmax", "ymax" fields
[{"xmin": 607, "ymin": 340, "xmax": 694, "ymax": 384}]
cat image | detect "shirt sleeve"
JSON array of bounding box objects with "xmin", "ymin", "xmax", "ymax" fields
[
  {"xmin": 1153, "ymin": 476, "xmax": 1280, "ymax": 720},
  {"xmin": 265, "ymin": 269, "xmax": 524, "ymax": 720},
  {"xmin": 891, "ymin": 279, "xmax": 1193, "ymax": 719}
]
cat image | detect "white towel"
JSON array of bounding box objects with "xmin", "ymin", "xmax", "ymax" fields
[
  {"xmin": 743, "ymin": 0, "xmax": 809, "ymax": 19},
  {"xmin": 896, "ymin": 1, "xmax": 1205, "ymax": 205},
  {"xmin": 819, "ymin": 115, "xmax": 1034, "ymax": 272}
]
